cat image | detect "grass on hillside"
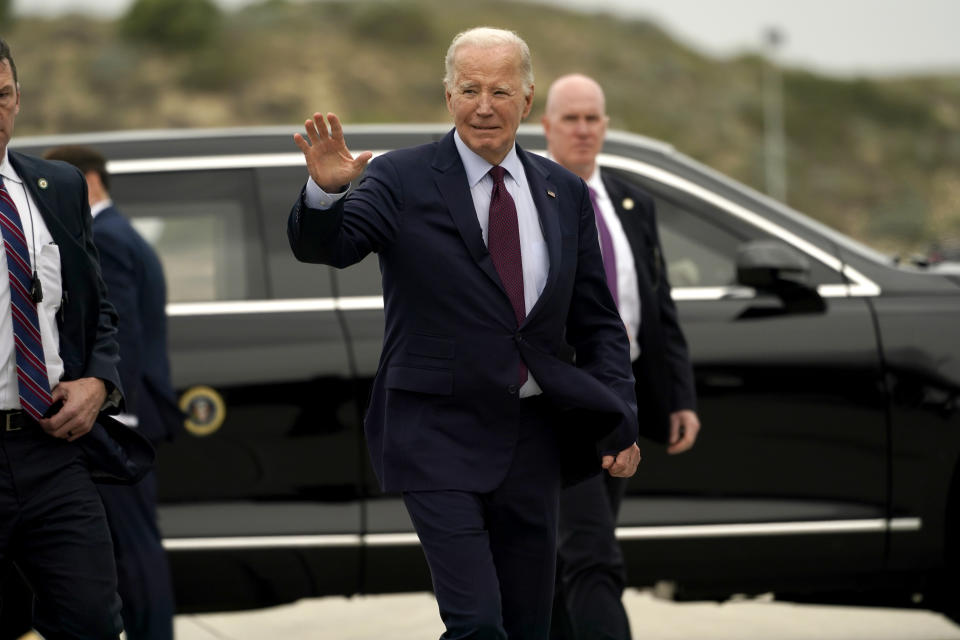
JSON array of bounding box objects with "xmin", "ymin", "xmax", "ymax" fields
[{"xmin": 4, "ymin": 0, "xmax": 959, "ymax": 256}]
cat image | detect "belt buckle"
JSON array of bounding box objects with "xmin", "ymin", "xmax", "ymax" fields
[{"xmin": 5, "ymin": 412, "xmax": 22, "ymax": 431}]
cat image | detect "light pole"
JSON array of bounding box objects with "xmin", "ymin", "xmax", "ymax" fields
[{"xmin": 762, "ymin": 26, "xmax": 787, "ymax": 203}]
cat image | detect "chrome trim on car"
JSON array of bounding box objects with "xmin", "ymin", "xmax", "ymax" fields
[
  {"xmin": 161, "ymin": 518, "xmax": 921, "ymax": 550},
  {"xmin": 364, "ymin": 533, "xmax": 423, "ymax": 546},
  {"xmin": 615, "ymin": 517, "xmax": 921, "ymax": 540},
  {"xmin": 107, "ymin": 150, "xmax": 387, "ymax": 174},
  {"xmin": 160, "ymin": 279, "xmax": 829, "ymax": 316},
  {"xmin": 165, "ymin": 288, "xmax": 744, "ymax": 316},
  {"xmin": 597, "ymin": 154, "xmax": 882, "ymax": 298},
  {"xmin": 166, "ymin": 297, "xmax": 384, "ymax": 317},
  {"xmin": 163, "ymin": 535, "xmax": 362, "ymax": 550}
]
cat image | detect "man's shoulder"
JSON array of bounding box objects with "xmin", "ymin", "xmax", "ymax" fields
[
  {"xmin": 519, "ymin": 149, "xmax": 589, "ymax": 204},
  {"xmin": 9, "ymin": 150, "xmax": 84, "ymax": 184},
  {"xmin": 95, "ymin": 207, "xmax": 158, "ymax": 258},
  {"xmin": 600, "ymin": 168, "xmax": 654, "ymax": 206},
  {"xmin": 522, "ymin": 148, "xmax": 577, "ymax": 181}
]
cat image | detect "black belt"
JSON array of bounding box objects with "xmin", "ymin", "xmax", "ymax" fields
[{"xmin": 1, "ymin": 410, "xmax": 34, "ymax": 431}]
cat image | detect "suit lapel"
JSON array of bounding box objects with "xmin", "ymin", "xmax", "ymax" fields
[
  {"xmin": 430, "ymin": 136, "xmax": 565, "ymax": 324},
  {"xmin": 519, "ymin": 147, "xmax": 561, "ymax": 325},
  {"xmin": 602, "ymin": 171, "xmax": 656, "ymax": 291},
  {"xmin": 432, "ymin": 131, "xmax": 505, "ymax": 294},
  {"xmin": 10, "ymin": 152, "xmax": 74, "ymax": 249}
]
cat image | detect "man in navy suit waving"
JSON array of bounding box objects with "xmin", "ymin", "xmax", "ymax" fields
[{"xmin": 289, "ymin": 27, "xmax": 640, "ymax": 640}]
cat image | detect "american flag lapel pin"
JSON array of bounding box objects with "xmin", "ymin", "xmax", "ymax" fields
[{"xmin": 546, "ymin": 190, "xmax": 556, "ymax": 199}]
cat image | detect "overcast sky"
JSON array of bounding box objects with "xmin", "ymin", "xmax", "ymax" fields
[{"xmin": 12, "ymin": 0, "xmax": 960, "ymax": 77}]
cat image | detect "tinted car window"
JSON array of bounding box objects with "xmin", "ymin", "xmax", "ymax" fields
[
  {"xmin": 111, "ymin": 169, "xmax": 266, "ymax": 302},
  {"xmin": 604, "ymin": 168, "xmax": 847, "ymax": 288}
]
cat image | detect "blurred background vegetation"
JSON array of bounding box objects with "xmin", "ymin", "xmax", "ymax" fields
[{"xmin": 2, "ymin": 0, "xmax": 959, "ymax": 257}]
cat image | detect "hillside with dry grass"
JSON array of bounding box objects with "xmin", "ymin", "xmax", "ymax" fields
[{"xmin": 4, "ymin": 0, "xmax": 959, "ymax": 255}]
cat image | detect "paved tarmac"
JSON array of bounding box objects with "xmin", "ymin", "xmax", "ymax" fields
[{"xmin": 172, "ymin": 589, "xmax": 960, "ymax": 640}]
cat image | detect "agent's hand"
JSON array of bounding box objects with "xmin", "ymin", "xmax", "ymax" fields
[
  {"xmin": 293, "ymin": 112, "xmax": 373, "ymax": 192},
  {"xmin": 667, "ymin": 409, "xmax": 701, "ymax": 455},
  {"xmin": 602, "ymin": 442, "xmax": 641, "ymax": 477},
  {"xmin": 37, "ymin": 377, "xmax": 107, "ymax": 442}
]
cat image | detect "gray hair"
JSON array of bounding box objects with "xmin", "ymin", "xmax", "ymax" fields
[{"xmin": 443, "ymin": 27, "xmax": 534, "ymax": 96}]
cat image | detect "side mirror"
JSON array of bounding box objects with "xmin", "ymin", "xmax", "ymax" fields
[
  {"xmin": 736, "ymin": 240, "xmax": 811, "ymax": 289},
  {"xmin": 736, "ymin": 240, "xmax": 825, "ymax": 314}
]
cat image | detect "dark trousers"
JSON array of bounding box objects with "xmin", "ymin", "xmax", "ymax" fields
[
  {"xmin": 551, "ymin": 473, "xmax": 631, "ymax": 640},
  {"xmin": 97, "ymin": 470, "xmax": 175, "ymax": 640},
  {"xmin": 403, "ymin": 401, "xmax": 562, "ymax": 640},
  {"xmin": 0, "ymin": 422, "xmax": 122, "ymax": 640}
]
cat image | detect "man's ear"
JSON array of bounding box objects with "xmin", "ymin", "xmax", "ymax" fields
[
  {"xmin": 521, "ymin": 85, "xmax": 535, "ymax": 119},
  {"xmin": 84, "ymin": 170, "xmax": 107, "ymax": 203}
]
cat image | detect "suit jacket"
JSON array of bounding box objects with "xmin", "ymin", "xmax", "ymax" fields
[
  {"xmin": 92, "ymin": 205, "xmax": 182, "ymax": 444},
  {"xmin": 289, "ymin": 130, "xmax": 638, "ymax": 492},
  {"xmin": 9, "ymin": 151, "xmax": 153, "ymax": 482},
  {"xmin": 602, "ymin": 170, "xmax": 696, "ymax": 443}
]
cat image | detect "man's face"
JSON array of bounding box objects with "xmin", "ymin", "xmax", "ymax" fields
[
  {"xmin": 0, "ymin": 60, "xmax": 19, "ymax": 155},
  {"xmin": 542, "ymin": 79, "xmax": 608, "ymax": 179},
  {"xmin": 445, "ymin": 44, "xmax": 533, "ymax": 166}
]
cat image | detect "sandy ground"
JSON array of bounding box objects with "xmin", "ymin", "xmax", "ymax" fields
[{"xmin": 171, "ymin": 589, "xmax": 960, "ymax": 640}]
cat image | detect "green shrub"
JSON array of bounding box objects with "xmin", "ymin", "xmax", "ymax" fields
[
  {"xmin": 1, "ymin": 0, "xmax": 13, "ymax": 28},
  {"xmin": 349, "ymin": 2, "xmax": 435, "ymax": 48},
  {"xmin": 120, "ymin": 0, "xmax": 222, "ymax": 50}
]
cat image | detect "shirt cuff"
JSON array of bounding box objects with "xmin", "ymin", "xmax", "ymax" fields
[
  {"xmin": 305, "ymin": 179, "xmax": 349, "ymax": 210},
  {"xmin": 101, "ymin": 381, "xmax": 123, "ymax": 412}
]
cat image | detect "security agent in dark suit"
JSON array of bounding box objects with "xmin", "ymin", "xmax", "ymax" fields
[
  {"xmin": 0, "ymin": 38, "xmax": 148, "ymax": 640},
  {"xmin": 289, "ymin": 28, "xmax": 641, "ymax": 640},
  {"xmin": 542, "ymin": 74, "xmax": 701, "ymax": 640},
  {"xmin": 41, "ymin": 145, "xmax": 180, "ymax": 640}
]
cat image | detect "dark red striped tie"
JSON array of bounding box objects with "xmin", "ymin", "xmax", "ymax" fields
[
  {"xmin": 0, "ymin": 178, "xmax": 53, "ymax": 420},
  {"xmin": 487, "ymin": 166, "xmax": 527, "ymax": 385}
]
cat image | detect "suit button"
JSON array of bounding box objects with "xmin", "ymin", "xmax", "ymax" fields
[{"xmin": 507, "ymin": 384, "xmax": 518, "ymax": 395}]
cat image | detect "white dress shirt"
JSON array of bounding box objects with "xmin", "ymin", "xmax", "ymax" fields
[
  {"xmin": 304, "ymin": 131, "xmax": 549, "ymax": 396},
  {"xmin": 586, "ymin": 169, "xmax": 641, "ymax": 362},
  {"xmin": 0, "ymin": 150, "xmax": 65, "ymax": 410},
  {"xmin": 90, "ymin": 198, "xmax": 112, "ymax": 219}
]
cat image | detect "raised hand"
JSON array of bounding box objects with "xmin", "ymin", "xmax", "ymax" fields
[{"xmin": 293, "ymin": 112, "xmax": 373, "ymax": 192}]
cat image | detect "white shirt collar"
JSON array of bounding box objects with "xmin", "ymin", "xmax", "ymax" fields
[
  {"xmin": 90, "ymin": 198, "xmax": 112, "ymax": 218},
  {"xmin": 585, "ymin": 165, "xmax": 605, "ymax": 194},
  {"xmin": 454, "ymin": 129, "xmax": 524, "ymax": 187},
  {"xmin": 0, "ymin": 149, "xmax": 22, "ymax": 186}
]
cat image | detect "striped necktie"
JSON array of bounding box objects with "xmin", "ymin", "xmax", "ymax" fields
[{"xmin": 0, "ymin": 178, "xmax": 53, "ymax": 420}]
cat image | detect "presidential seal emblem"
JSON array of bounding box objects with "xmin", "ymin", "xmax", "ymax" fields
[{"xmin": 179, "ymin": 385, "xmax": 226, "ymax": 436}]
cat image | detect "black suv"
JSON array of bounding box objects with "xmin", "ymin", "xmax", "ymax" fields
[{"xmin": 12, "ymin": 125, "xmax": 960, "ymax": 620}]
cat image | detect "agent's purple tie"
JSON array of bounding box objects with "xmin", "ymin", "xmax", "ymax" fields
[
  {"xmin": 0, "ymin": 178, "xmax": 53, "ymax": 420},
  {"xmin": 487, "ymin": 166, "xmax": 527, "ymax": 385},
  {"xmin": 588, "ymin": 186, "xmax": 618, "ymax": 306}
]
